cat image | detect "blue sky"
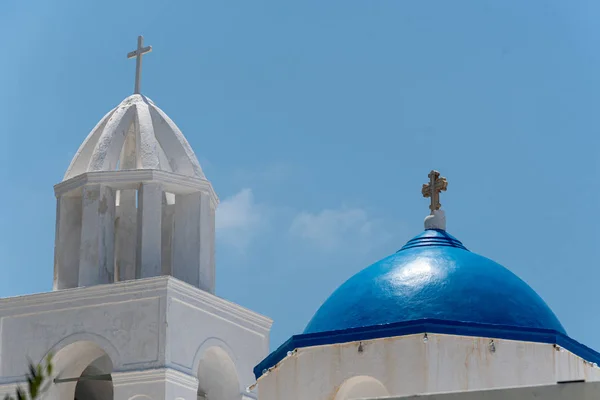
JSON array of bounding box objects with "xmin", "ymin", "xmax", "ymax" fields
[{"xmin": 1, "ymin": 1, "xmax": 600, "ymax": 352}]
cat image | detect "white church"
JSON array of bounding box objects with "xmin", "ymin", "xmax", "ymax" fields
[{"xmin": 0, "ymin": 37, "xmax": 599, "ymax": 400}]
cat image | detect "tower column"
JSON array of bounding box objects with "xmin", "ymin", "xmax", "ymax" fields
[
  {"xmin": 115, "ymin": 189, "xmax": 137, "ymax": 281},
  {"xmin": 172, "ymin": 192, "xmax": 215, "ymax": 292},
  {"xmin": 79, "ymin": 184, "xmax": 116, "ymax": 286},
  {"xmin": 54, "ymin": 194, "xmax": 82, "ymax": 290},
  {"xmin": 202, "ymin": 195, "xmax": 216, "ymax": 293},
  {"xmin": 161, "ymin": 193, "xmax": 175, "ymax": 276},
  {"xmin": 136, "ymin": 182, "xmax": 163, "ymax": 278}
]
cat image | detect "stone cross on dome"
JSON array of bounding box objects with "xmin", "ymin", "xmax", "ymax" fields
[
  {"xmin": 422, "ymin": 170, "xmax": 448, "ymax": 213},
  {"xmin": 127, "ymin": 35, "xmax": 152, "ymax": 94},
  {"xmin": 422, "ymin": 170, "xmax": 448, "ymax": 230}
]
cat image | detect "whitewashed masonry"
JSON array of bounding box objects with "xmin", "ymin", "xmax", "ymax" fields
[
  {"xmin": 0, "ymin": 276, "xmax": 271, "ymax": 400},
  {"xmin": 0, "ymin": 90, "xmax": 273, "ymax": 400},
  {"xmin": 54, "ymin": 94, "xmax": 217, "ymax": 293}
]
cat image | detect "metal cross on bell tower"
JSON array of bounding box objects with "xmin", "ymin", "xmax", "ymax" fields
[
  {"xmin": 127, "ymin": 35, "xmax": 152, "ymax": 94},
  {"xmin": 422, "ymin": 170, "xmax": 448, "ymax": 214}
]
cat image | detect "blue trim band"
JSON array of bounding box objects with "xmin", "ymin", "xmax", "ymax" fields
[
  {"xmin": 399, "ymin": 229, "xmax": 468, "ymax": 251},
  {"xmin": 254, "ymin": 318, "xmax": 600, "ymax": 380}
]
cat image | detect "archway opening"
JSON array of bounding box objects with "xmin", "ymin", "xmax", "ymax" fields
[
  {"xmin": 197, "ymin": 346, "xmax": 240, "ymax": 400},
  {"xmin": 74, "ymin": 353, "xmax": 113, "ymax": 400},
  {"xmin": 48, "ymin": 340, "xmax": 114, "ymax": 400},
  {"xmin": 334, "ymin": 375, "xmax": 389, "ymax": 400}
]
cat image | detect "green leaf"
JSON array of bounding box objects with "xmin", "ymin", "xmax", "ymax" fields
[{"xmin": 9, "ymin": 356, "xmax": 55, "ymax": 400}]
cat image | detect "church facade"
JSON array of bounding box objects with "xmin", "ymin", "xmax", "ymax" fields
[{"xmin": 0, "ymin": 37, "xmax": 599, "ymax": 400}]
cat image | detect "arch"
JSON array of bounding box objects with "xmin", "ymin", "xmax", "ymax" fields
[
  {"xmin": 192, "ymin": 337, "xmax": 238, "ymax": 376},
  {"xmin": 44, "ymin": 335, "xmax": 118, "ymax": 400},
  {"xmin": 196, "ymin": 344, "xmax": 241, "ymax": 400},
  {"xmin": 73, "ymin": 353, "xmax": 113, "ymax": 400},
  {"xmin": 44, "ymin": 332, "xmax": 121, "ymax": 368},
  {"xmin": 192, "ymin": 337, "xmax": 252, "ymax": 392},
  {"xmin": 333, "ymin": 376, "xmax": 390, "ymax": 400}
]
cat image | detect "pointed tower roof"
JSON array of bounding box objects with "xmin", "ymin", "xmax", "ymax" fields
[{"xmin": 64, "ymin": 94, "xmax": 205, "ymax": 181}]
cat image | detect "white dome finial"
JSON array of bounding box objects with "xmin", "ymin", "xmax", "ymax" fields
[
  {"xmin": 424, "ymin": 209, "xmax": 446, "ymax": 230},
  {"xmin": 421, "ymin": 170, "xmax": 448, "ymax": 230}
]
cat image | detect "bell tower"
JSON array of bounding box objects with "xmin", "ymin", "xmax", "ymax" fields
[
  {"xmin": 0, "ymin": 36, "xmax": 271, "ymax": 400},
  {"xmin": 53, "ymin": 93, "xmax": 218, "ymax": 293},
  {"xmin": 53, "ymin": 36, "xmax": 217, "ymax": 293}
]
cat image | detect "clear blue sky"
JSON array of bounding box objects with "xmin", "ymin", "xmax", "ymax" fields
[{"xmin": 1, "ymin": 1, "xmax": 599, "ymax": 352}]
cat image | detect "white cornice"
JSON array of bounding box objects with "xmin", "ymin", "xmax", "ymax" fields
[
  {"xmin": 0, "ymin": 277, "xmax": 272, "ymax": 335},
  {"xmin": 112, "ymin": 368, "xmax": 198, "ymax": 390},
  {"xmin": 54, "ymin": 170, "xmax": 219, "ymax": 208},
  {"xmin": 165, "ymin": 368, "xmax": 199, "ymax": 389},
  {"xmin": 0, "ymin": 276, "xmax": 170, "ymax": 314},
  {"xmin": 167, "ymin": 278, "xmax": 273, "ymax": 335}
]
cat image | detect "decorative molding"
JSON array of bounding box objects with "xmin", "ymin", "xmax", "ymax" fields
[
  {"xmin": 112, "ymin": 369, "xmax": 168, "ymax": 385},
  {"xmin": 165, "ymin": 368, "xmax": 198, "ymax": 390},
  {"xmin": 0, "ymin": 383, "xmax": 22, "ymax": 396},
  {"xmin": 112, "ymin": 368, "xmax": 198, "ymax": 391},
  {"xmin": 45, "ymin": 331, "xmax": 122, "ymax": 367},
  {"xmin": 167, "ymin": 278, "xmax": 273, "ymax": 335},
  {"xmin": 54, "ymin": 170, "xmax": 219, "ymax": 208},
  {"xmin": 0, "ymin": 276, "xmax": 169, "ymax": 314}
]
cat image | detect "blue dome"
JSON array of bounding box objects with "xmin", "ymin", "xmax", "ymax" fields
[{"xmin": 304, "ymin": 229, "xmax": 565, "ymax": 335}]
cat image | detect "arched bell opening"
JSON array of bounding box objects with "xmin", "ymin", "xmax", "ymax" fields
[
  {"xmin": 113, "ymin": 188, "xmax": 177, "ymax": 282},
  {"xmin": 47, "ymin": 340, "xmax": 114, "ymax": 400},
  {"xmin": 54, "ymin": 179, "xmax": 215, "ymax": 291},
  {"xmin": 197, "ymin": 346, "xmax": 240, "ymax": 400},
  {"xmin": 74, "ymin": 353, "xmax": 113, "ymax": 400}
]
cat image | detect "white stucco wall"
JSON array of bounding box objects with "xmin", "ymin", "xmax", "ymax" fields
[
  {"xmin": 372, "ymin": 381, "xmax": 600, "ymax": 400},
  {"xmin": 0, "ymin": 276, "xmax": 271, "ymax": 400},
  {"xmin": 256, "ymin": 333, "xmax": 600, "ymax": 400}
]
